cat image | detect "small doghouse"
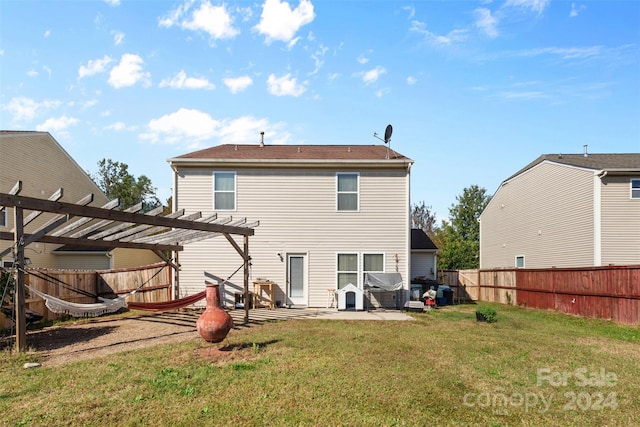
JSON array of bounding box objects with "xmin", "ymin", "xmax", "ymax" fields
[{"xmin": 337, "ymin": 283, "xmax": 364, "ymax": 311}]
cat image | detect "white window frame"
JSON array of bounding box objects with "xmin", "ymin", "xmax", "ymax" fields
[
  {"xmin": 515, "ymin": 255, "xmax": 525, "ymax": 268},
  {"xmin": 631, "ymin": 179, "xmax": 640, "ymax": 199},
  {"xmin": 336, "ymin": 252, "xmax": 359, "ymax": 289},
  {"xmin": 336, "ymin": 252, "xmax": 386, "ymax": 289},
  {"xmin": 212, "ymin": 171, "xmax": 236, "ymax": 211},
  {"xmin": 336, "ymin": 172, "xmax": 359, "ymax": 212},
  {"xmin": 362, "ymin": 252, "xmax": 385, "ymax": 282}
]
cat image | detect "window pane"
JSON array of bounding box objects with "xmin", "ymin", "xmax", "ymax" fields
[
  {"xmin": 364, "ymin": 254, "xmax": 383, "ymax": 272},
  {"xmin": 338, "ymin": 273, "xmax": 357, "ymax": 289},
  {"xmin": 338, "ymin": 174, "xmax": 357, "ymax": 191},
  {"xmin": 215, "ymin": 193, "xmax": 234, "ymax": 210},
  {"xmin": 338, "ymin": 194, "xmax": 357, "ymax": 211},
  {"xmin": 338, "ymin": 254, "xmax": 358, "ymax": 271},
  {"xmin": 515, "ymin": 256, "xmax": 525, "ymax": 268},
  {"xmin": 215, "ymin": 173, "xmax": 235, "ymax": 191},
  {"xmin": 632, "ymin": 180, "xmax": 640, "ymax": 199},
  {"xmin": 289, "ymin": 256, "xmax": 304, "ymax": 298}
]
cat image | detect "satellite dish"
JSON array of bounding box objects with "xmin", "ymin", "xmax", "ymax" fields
[{"xmin": 384, "ymin": 124, "xmax": 393, "ymax": 144}]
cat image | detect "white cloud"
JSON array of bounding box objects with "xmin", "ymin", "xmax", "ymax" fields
[
  {"xmin": 105, "ymin": 121, "xmax": 135, "ymax": 131},
  {"xmin": 267, "ymin": 73, "xmax": 306, "ymax": 96},
  {"xmin": 410, "ymin": 20, "xmax": 469, "ymax": 46},
  {"xmin": 36, "ymin": 116, "xmax": 79, "ymax": 137},
  {"xmin": 309, "ymin": 44, "xmax": 328, "ymax": 75},
  {"xmin": 254, "ymin": 0, "xmax": 315, "ymax": 44},
  {"xmin": 160, "ymin": 1, "xmax": 239, "ymax": 40},
  {"xmin": 104, "ymin": 0, "xmax": 120, "ymax": 6},
  {"xmin": 44, "ymin": 30, "xmax": 51, "ymax": 38},
  {"xmin": 108, "ymin": 54, "xmax": 151, "ymax": 88},
  {"xmin": 570, "ymin": 3, "xmax": 586, "ymax": 18},
  {"xmin": 139, "ymin": 108, "xmax": 289, "ymax": 147},
  {"xmin": 517, "ymin": 46, "xmax": 601, "ymax": 60},
  {"xmin": 112, "ymin": 30, "xmax": 125, "ymax": 45},
  {"xmin": 3, "ymin": 97, "xmax": 61, "ymax": 123},
  {"xmin": 223, "ymin": 75, "xmax": 253, "ymax": 93},
  {"xmin": 27, "ymin": 69, "xmax": 38, "ymax": 78},
  {"xmin": 43, "ymin": 65, "xmax": 52, "ymax": 79},
  {"xmin": 357, "ymin": 66, "xmax": 387, "ymax": 85},
  {"xmin": 403, "ymin": 5, "xmax": 415, "ymax": 20},
  {"xmin": 140, "ymin": 108, "xmax": 220, "ymax": 144},
  {"xmin": 475, "ymin": 8, "xmax": 499, "ymax": 38},
  {"xmin": 500, "ymin": 90, "xmax": 547, "ymax": 100},
  {"xmin": 406, "ymin": 76, "xmax": 417, "ymax": 85},
  {"xmin": 159, "ymin": 70, "xmax": 215, "ymax": 90},
  {"xmin": 503, "ymin": 0, "xmax": 549, "ymax": 15},
  {"xmin": 357, "ymin": 54, "xmax": 369, "ymax": 65},
  {"xmin": 0, "ymin": 49, "xmax": 4, "ymax": 55},
  {"xmin": 78, "ymin": 55, "xmax": 113, "ymax": 78}
]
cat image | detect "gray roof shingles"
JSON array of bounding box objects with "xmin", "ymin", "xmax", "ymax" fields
[
  {"xmin": 507, "ymin": 153, "xmax": 640, "ymax": 181},
  {"xmin": 172, "ymin": 144, "xmax": 412, "ymax": 162}
]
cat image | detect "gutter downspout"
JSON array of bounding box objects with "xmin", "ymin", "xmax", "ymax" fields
[
  {"xmin": 171, "ymin": 165, "xmax": 179, "ymax": 299},
  {"xmin": 593, "ymin": 170, "xmax": 605, "ymax": 266}
]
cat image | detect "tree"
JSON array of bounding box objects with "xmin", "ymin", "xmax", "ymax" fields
[
  {"xmin": 91, "ymin": 159, "xmax": 161, "ymax": 211},
  {"xmin": 411, "ymin": 201, "xmax": 437, "ymax": 236},
  {"xmin": 437, "ymin": 185, "xmax": 491, "ymax": 270}
]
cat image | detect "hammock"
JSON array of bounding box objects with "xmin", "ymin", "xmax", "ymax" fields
[
  {"xmin": 127, "ymin": 291, "xmax": 206, "ymax": 312},
  {"xmin": 26, "ymin": 286, "xmax": 127, "ymax": 318}
]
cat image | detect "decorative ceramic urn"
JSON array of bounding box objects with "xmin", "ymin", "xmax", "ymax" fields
[{"xmin": 196, "ymin": 283, "xmax": 234, "ymax": 343}]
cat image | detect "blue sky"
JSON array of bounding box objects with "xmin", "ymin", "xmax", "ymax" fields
[{"xmin": 1, "ymin": 0, "xmax": 639, "ymax": 221}]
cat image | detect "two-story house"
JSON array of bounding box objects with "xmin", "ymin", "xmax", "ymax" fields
[
  {"xmin": 168, "ymin": 141, "xmax": 414, "ymax": 308},
  {"xmin": 479, "ymin": 152, "xmax": 640, "ymax": 269}
]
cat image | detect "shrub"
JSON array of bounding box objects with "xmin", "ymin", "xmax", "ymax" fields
[{"xmin": 476, "ymin": 306, "xmax": 497, "ymax": 323}]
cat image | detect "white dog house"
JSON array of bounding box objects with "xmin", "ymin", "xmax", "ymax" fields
[{"xmin": 337, "ymin": 283, "xmax": 364, "ymax": 311}]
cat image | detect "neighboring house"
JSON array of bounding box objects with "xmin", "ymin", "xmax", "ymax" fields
[
  {"xmin": 168, "ymin": 141, "xmax": 414, "ymax": 308},
  {"xmin": 479, "ymin": 152, "xmax": 640, "ymax": 269},
  {"xmin": 0, "ymin": 131, "xmax": 160, "ymax": 270},
  {"xmin": 410, "ymin": 228, "xmax": 438, "ymax": 280}
]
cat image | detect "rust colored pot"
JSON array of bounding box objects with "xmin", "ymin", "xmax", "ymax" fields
[{"xmin": 196, "ymin": 284, "xmax": 234, "ymax": 343}]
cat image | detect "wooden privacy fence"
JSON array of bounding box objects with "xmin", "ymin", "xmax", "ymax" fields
[
  {"xmin": 20, "ymin": 262, "xmax": 171, "ymax": 321},
  {"xmin": 438, "ymin": 266, "xmax": 640, "ymax": 325}
]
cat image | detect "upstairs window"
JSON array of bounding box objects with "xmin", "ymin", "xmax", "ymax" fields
[
  {"xmin": 515, "ymin": 255, "xmax": 525, "ymax": 268},
  {"xmin": 213, "ymin": 172, "xmax": 236, "ymax": 210},
  {"xmin": 337, "ymin": 173, "xmax": 359, "ymax": 211},
  {"xmin": 632, "ymin": 179, "xmax": 640, "ymax": 199},
  {"xmin": 0, "ymin": 208, "xmax": 6, "ymax": 227}
]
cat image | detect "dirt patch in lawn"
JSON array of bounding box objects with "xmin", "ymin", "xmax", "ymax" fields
[{"xmin": 10, "ymin": 311, "xmax": 205, "ymax": 367}]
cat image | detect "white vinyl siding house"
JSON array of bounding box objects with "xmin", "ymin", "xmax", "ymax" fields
[
  {"xmin": 600, "ymin": 176, "xmax": 640, "ymax": 265},
  {"xmin": 169, "ymin": 144, "xmax": 413, "ymax": 309},
  {"xmin": 480, "ymin": 154, "xmax": 640, "ymax": 269}
]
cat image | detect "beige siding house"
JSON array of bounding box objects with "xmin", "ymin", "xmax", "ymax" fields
[
  {"xmin": 0, "ymin": 131, "xmax": 161, "ymax": 270},
  {"xmin": 169, "ymin": 143, "xmax": 414, "ymax": 309},
  {"xmin": 479, "ymin": 153, "xmax": 640, "ymax": 269}
]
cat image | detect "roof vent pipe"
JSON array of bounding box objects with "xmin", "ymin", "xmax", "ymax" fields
[
  {"xmin": 260, "ymin": 131, "xmax": 265, "ymax": 147},
  {"xmin": 583, "ymin": 144, "xmax": 588, "ymax": 157}
]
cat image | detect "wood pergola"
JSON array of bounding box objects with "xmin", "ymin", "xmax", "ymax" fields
[{"xmin": 0, "ymin": 182, "xmax": 257, "ymax": 352}]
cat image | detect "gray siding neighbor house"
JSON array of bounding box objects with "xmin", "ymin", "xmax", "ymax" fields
[
  {"xmin": 0, "ymin": 130, "xmax": 161, "ymax": 270},
  {"xmin": 168, "ymin": 142, "xmax": 414, "ymax": 309},
  {"xmin": 479, "ymin": 153, "xmax": 640, "ymax": 269}
]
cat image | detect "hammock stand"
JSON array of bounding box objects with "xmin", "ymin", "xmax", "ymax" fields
[{"xmin": 21, "ymin": 262, "xmax": 246, "ymax": 317}]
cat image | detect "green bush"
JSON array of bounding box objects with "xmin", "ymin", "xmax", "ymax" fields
[{"xmin": 476, "ymin": 306, "xmax": 497, "ymax": 323}]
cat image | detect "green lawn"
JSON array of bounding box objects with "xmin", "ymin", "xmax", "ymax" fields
[{"xmin": 1, "ymin": 303, "xmax": 639, "ymax": 426}]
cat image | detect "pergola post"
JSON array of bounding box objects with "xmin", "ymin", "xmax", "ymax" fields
[
  {"xmin": 13, "ymin": 206, "xmax": 27, "ymax": 352},
  {"xmin": 243, "ymin": 235, "xmax": 250, "ymax": 324}
]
